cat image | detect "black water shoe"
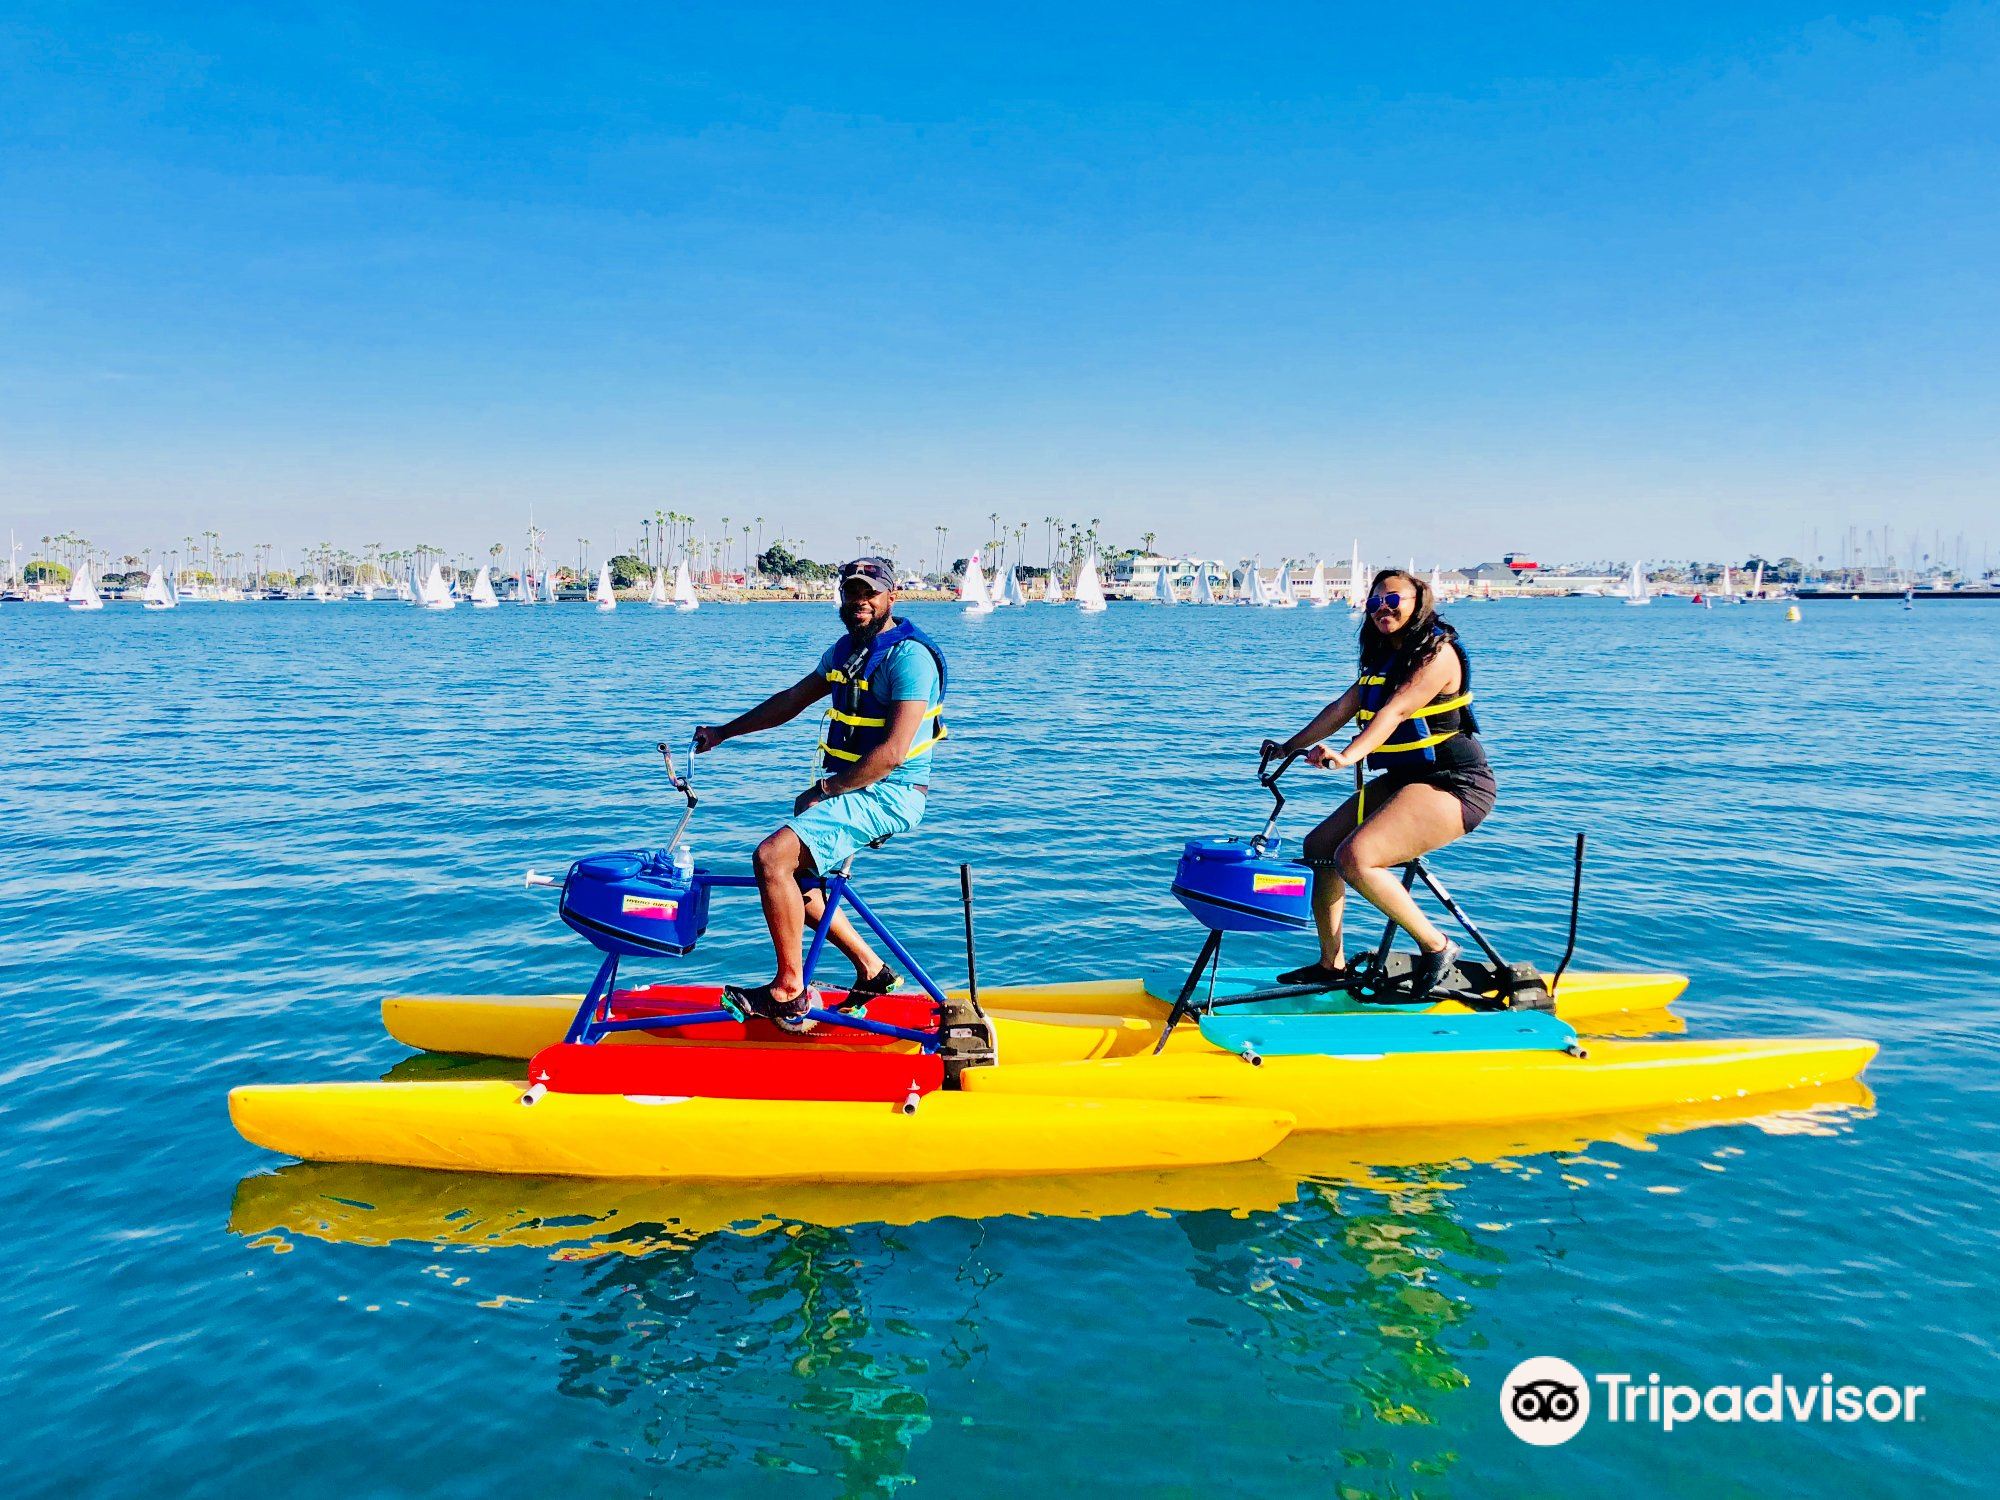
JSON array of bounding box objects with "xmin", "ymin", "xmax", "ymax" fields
[
  {"xmin": 1406, "ymin": 940, "xmax": 1463, "ymax": 1002},
  {"xmin": 848, "ymin": 964, "xmax": 903, "ymax": 1000},
  {"xmin": 724, "ymin": 983, "xmax": 820, "ymax": 1034}
]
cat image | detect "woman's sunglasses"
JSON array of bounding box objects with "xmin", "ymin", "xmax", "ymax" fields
[{"xmin": 1366, "ymin": 591, "xmax": 1405, "ymax": 612}]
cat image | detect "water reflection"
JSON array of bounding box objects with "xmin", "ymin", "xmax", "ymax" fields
[{"xmin": 230, "ymin": 1085, "xmax": 1868, "ymax": 1495}]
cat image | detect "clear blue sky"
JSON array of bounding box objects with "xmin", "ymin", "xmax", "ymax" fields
[{"xmin": 4, "ymin": 2, "xmax": 1997, "ymax": 570}]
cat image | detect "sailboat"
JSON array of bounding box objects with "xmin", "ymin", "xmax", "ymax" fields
[
  {"xmin": 672, "ymin": 560, "xmax": 698, "ymax": 612},
  {"xmin": 312, "ymin": 578, "xmax": 335, "ymax": 603},
  {"xmin": 1623, "ymin": 561, "xmax": 1651, "ymax": 607},
  {"xmin": 1073, "ymin": 553, "xmax": 1108, "ymax": 614},
  {"xmin": 1040, "ymin": 570, "xmax": 1064, "ymax": 604},
  {"xmin": 141, "ymin": 566, "xmax": 177, "ymax": 611},
  {"xmin": 648, "ymin": 568, "xmax": 669, "ymax": 608},
  {"xmin": 514, "ymin": 568, "xmax": 531, "ymax": 605},
  {"xmin": 1270, "ymin": 563, "xmax": 1299, "ymax": 608},
  {"xmin": 1751, "ymin": 562, "xmax": 1766, "ymax": 600},
  {"xmin": 1346, "ymin": 542, "xmax": 1367, "ymax": 611},
  {"xmin": 1244, "ymin": 561, "xmax": 1271, "ymax": 607},
  {"xmin": 406, "ymin": 565, "xmax": 424, "ymax": 606},
  {"xmin": 1192, "ymin": 564, "xmax": 1216, "ymax": 605},
  {"xmin": 66, "ymin": 562, "xmax": 103, "ymax": 611},
  {"xmin": 470, "ymin": 566, "xmax": 500, "ymax": 608},
  {"xmin": 959, "ymin": 553, "xmax": 993, "ymax": 615},
  {"xmin": 1154, "ymin": 565, "xmax": 1177, "ymax": 604},
  {"xmin": 422, "ymin": 563, "xmax": 457, "ymax": 610},
  {"xmin": 1001, "ymin": 565, "xmax": 1028, "ymax": 608},
  {"xmin": 1307, "ymin": 560, "xmax": 1330, "ymax": 607},
  {"xmin": 592, "ymin": 563, "xmax": 617, "ymax": 611},
  {"xmin": 541, "ymin": 568, "xmax": 560, "ymax": 605}
]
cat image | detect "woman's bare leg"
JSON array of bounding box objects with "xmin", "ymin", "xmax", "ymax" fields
[
  {"xmin": 1301, "ymin": 789, "xmax": 1366, "ymax": 966},
  {"xmin": 1336, "ymin": 783, "xmax": 1468, "ymax": 952}
]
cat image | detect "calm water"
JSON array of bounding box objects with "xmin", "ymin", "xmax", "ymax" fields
[{"xmin": 4, "ymin": 596, "xmax": 1995, "ymax": 1496}]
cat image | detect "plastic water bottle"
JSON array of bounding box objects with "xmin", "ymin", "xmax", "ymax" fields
[{"xmin": 672, "ymin": 843, "xmax": 694, "ymax": 882}]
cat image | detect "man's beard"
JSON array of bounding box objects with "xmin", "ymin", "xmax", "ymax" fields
[{"xmin": 839, "ymin": 600, "xmax": 866, "ymax": 630}]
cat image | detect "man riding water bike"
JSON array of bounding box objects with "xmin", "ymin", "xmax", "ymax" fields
[
  {"xmin": 1263, "ymin": 567, "xmax": 1495, "ymax": 1001},
  {"xmin": 692, "ymin": 557, "xmax": 947, "ymax": 1029}
]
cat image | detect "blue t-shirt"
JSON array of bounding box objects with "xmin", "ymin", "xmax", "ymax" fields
[{"xmin": 815, "ymin": 633, "xmax": 943, "ymax": 786}]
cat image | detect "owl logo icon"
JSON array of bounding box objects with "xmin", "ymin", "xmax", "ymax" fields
[{"xmin": 1501, "ymin": 1357, "xmax": 1592, "ymax": 1445}]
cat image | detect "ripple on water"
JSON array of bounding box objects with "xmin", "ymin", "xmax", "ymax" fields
[{"xmin": 1, "ymin": 598, "xmax": 1995, "ymax": 1493}]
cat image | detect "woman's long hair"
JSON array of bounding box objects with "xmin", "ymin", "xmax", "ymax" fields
[{"xmin": 1358, "ymin": 568, "xmax": 1457, "ymax": 691}]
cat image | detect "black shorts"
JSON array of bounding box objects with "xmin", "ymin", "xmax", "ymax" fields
[{"xmin": 1369, "ymin": 761, "xmax": 1497, "ymax": 834}]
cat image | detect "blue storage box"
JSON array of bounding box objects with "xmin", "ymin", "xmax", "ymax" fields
[
  {"xmin": 1171, "ymin": 837, "xmax": 1315, "ymax": 934},
  {"xmin": 560, "ymin": 849, "xmax": 711, "ymax": 956}
]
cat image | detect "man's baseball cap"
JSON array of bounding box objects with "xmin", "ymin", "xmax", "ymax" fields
[{"xmin": 839, "ymin": 557, "xmax": 897, "ymax": 593}]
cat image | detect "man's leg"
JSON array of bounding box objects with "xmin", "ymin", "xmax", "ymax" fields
[
  {"xmin": 800, "ymin": 887, "xmax": 887, "ymax": 982},
  {"xmin": 752, "ymin": 828, "xmax": 813, "ymax": 1000}
]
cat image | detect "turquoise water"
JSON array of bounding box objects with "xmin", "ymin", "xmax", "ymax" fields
[{"xmin": 4, "ymin": 597, "xmax": 1995, "ymax": 1496}]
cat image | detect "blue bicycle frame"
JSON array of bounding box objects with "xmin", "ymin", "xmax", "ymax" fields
[{"xmin": 563, "ymin": 869, "xmax": 955, "ymax": 1049}]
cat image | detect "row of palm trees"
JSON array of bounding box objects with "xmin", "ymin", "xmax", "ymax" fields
[{"xmin": 18, "ymin": 511, "xmax": 1146, "ymax": 594}]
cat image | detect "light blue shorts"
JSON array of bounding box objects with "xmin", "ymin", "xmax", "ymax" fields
[{"xmin": 785, "ymin": 781, "xmax": 928, "ymax": 875}]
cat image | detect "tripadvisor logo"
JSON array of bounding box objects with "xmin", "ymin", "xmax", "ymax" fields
[
  {"xmin": 1501, "ymin": 1356, "xmax": 1591, "ymax": 1446},
  {"xmin": 1500, "ymin": 1357, "xmax": 1927, "ymax": 1444}
]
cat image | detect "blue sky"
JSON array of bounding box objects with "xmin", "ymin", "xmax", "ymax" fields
[{"xmin": 3, "ymin": 2, "xmax": 1997, "ymax": 569}]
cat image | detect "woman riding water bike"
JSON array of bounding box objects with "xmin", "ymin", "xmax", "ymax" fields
[{"xmin": 1263, "ymin": 568, "xmax": 1495, "ymax": 1000}]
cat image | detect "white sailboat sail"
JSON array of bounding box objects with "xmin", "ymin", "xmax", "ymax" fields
[
  {"xmin": 959, "ymin": 553, "xmax": 992, "ymax": 614},
  {"xmin": 541, "ymin": 567, "xmax": 560, "ymax": 604},
  {"xmin": 1307, "ymin": 560, "xmax": 1329, "ymax": 607},
  {"xmin": 1074, "ymin": 553, "xmax": 1107, "ymax": 613},
  {"xmin": 672, "ymin": 560, "xmax": 698, "ymax": 611},
  {"xmin": 1193, "ymin": 564, "xmax": 1216, "ymax": 605},
  {"xmin": 1246, "ymin": 561, "xmax": 1271, "ymax": 606},
  {"xmin": 141, "ymin": 566, "xmax": 176, "ymax": 610},
  {"xmin": 422, "ymin": 563, "xmax": 457, "ymax": 610},
  {"xmin": 593, "ymin": 562, "xmax": 617, "ymax": 610},
  {"xmin": 66, "ymin": 562, "xmax": 103, "ymax": 610},
  {"xmin": 1624, "ymin": 560, "xmax": 1651, "ymax": 606},
  {"xmin": 1721, "ymin": 564, "xmax": 1734, "ymax": 598},
  {"xmin": 515, "ymin": 567, "xmax": 531, "ymax": 605},
  {"xmin": 1040, "ymin": 570, "xmax": 1064, "ymax": 604},
  {"xmin": 1346, "ymin": 542, "xmax": 1367, "ymax": 610},
  {"xmin": 406, "ymin": 565, "xmax": 423, "ymax": 605},
  {"xmin": 1752, "ymin": 562, "xmax": 1765, "ymax": 598},
  {"xmin": 470, "ymin": 566, "xmax": 499, "ymax": 607},
  {"xmin": 649, "ymin": 568, "xmax": 669, "ymax": 607},
  {"xmin": 1001, "ymin": 565, "xmax": 1028, "ymax": 607},
  {"xmin": 1430, "ymin": 565, "xmax": 1445, "ymax": 599},
  {"xmin": 1153, "ymin": 565, "xmax": 1176, "ymax": 604},
  {"xmin": 1272, "ymin": 564, "xmax": 1299, "ymax": 608}
]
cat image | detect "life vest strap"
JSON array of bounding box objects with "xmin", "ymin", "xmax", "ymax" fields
[
  {"xmin": 819, "ymin": 718, "xmax": 949, "ymax": 766},
  {"xmin": 1357, "ymin": 690, "xmax": 1473, "ymax": 725},
  {"xmin": 1368, "ymin": 728, "xmax": 1460, "ymax": 753}
]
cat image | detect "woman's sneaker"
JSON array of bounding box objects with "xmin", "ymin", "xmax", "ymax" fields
[{"xmin": 1406, "ymin": 940, "xmax": 1462, "ymax": 1002}]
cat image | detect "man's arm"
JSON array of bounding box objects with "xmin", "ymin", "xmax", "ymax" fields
[{"xmin": 695, "ymin": 672, "xmax": 830, "ymax": 751}]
